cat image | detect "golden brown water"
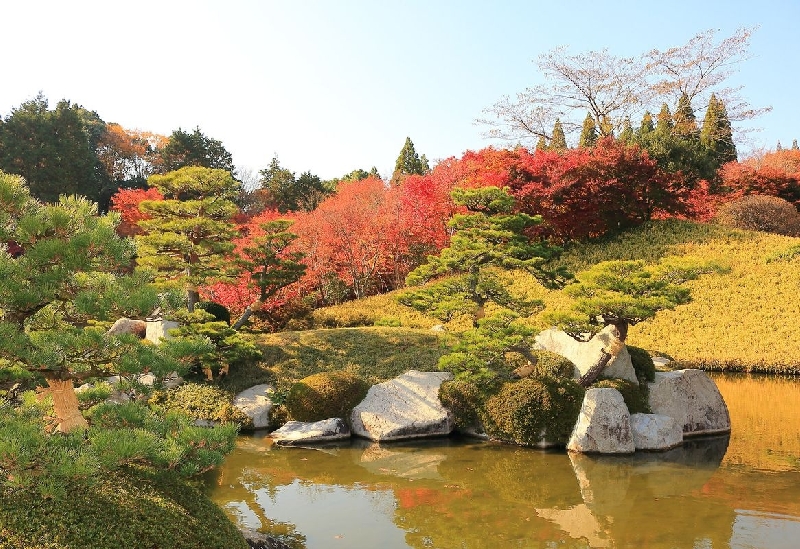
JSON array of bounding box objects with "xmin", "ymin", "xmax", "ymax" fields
[{"xmin": 205, "ymin": 374, "xmax": 800, "ymax": 548}]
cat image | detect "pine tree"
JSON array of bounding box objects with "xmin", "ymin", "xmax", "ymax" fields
[
  {"xmin": 0, "ymin": 170, "xmax": 162, "ymax": 431},
  {"xmin": 578, "ymin": 113, "xmax": 598, "ymax": 148},
  {"xmin": 550, "ymin": 119, "xmax": 568, "ymax": 151},
  {"xmin": 700, "ymin": 94, "xmax": 737, "ymax": 164},
  {"xmin": 137, "ymin": 167, "xmax": 240, "ymax": 311},
  {"xmin": 535, "ymin": 136, "xmax": 547, "ymax": 151},
  {"xmin": 391, "ymin": 137, "xmax": 429, "ymax": 184},
  {"xmin": 673, "ymin": 92, "xmax": 699, "ymax": 136},
  {"xmin": 399, "ymin": 186, "xmax": 569, "ymax": 381}
]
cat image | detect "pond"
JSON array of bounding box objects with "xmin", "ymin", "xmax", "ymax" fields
[{"xmin": 204, "ymin": 373, "xmax": 800, "ymax": 548}]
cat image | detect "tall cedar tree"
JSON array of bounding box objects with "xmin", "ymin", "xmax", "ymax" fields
[
  {"xmin": 399, "ymin": 186, "xmax": 568, "ymax": 381},
  {"xmin": 136, "ymin": 167, "xmax": 240, "ymax": 311},
  {"xmin": 550, "ymin": 119, "xmax": 568, "ymax": 151},
  {"xmin": 673, "ymin": 92, "xmax": 699, "ymax": 136},
  {"xmin": 578, "ymin": 113, "xmax": 598, "ymax": 148},
  {"xmin": 391, "ymin": 137, "xmax": 430, "ymax": 185},
  {"xmin": 701, "ymin": 94, "xmax": 737, "ymax": 165}
]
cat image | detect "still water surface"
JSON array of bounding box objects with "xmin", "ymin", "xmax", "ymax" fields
[{"xmin": 205, "ymin": 374, "xmax": 800, "ymax": 548}]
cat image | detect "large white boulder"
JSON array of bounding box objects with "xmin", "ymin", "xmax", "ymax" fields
[
  {"xmin": 350, "ymin": 370, "xmax": 454, "ymax": 442},
  {"xmin": 647, "ymin": 369, "xmax": 730, "ymax": 437},
  {"xmin": 233, "ymin": 384, "xmax": 275, "ymax": 430},
  {"xmin": 630, "ymin": 413, "xmax": 683, "ymax": 451},
  {"xmin": 534, "ymin": 326, "xmax": 638, "ymax": 384},
  {"xmin": 270, "ymin": 418, "xmax": 350, "ymax": 446},
  {"xmin": 567, "ymin": 388, "xmax": 635, "ymax": 454}
]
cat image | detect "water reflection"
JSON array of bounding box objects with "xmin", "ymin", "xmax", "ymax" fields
[{"xmin": 205, "ymin": 374, "xmax": 800, "ymax": 549}]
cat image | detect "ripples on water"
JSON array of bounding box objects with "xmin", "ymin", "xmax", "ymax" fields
[{"xmin": 205, "ymin": 374, "xmax": 800, "ymax": 548}]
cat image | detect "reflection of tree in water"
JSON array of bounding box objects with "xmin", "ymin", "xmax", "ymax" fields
[{"xmin": 206, "ymin": 434, "xmax": 740, "ymax": 549}]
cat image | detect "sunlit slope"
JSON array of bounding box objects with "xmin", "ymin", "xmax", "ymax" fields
[
  {"xmin": 555, "ymin": 220, "xmax": 800, "ymax": 374},
  {"xmin": 302, "ymin": 220, "xmax": 800, "ymax": 374}
]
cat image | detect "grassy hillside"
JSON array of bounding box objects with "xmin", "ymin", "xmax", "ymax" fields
[
  {"xmin": 552, "ymin": 220, "xmax": 800, "ymax": 374},
  {"xmin": 223, "ymin": 326, "xmax": 450, "ymax": 394},
  {"xmin": 284, "ymin": 219, "xmax": 800, "ymax": 376}
]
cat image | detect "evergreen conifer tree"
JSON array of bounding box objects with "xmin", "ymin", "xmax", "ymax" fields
[
  {"xmin": 619, "ymin": 117, "xmax": 634, "ymax": 144},
  {"xmin": 391, "ymin": 137, "xmax": 429, "ymax": 184},
  {"xmin": 655, "ymin": 103, "xmax": 674, "ymax": 136},
  {"xmin": 550, "ymin": 119, "xmax": 568, "ymax": 151},
  {"xmin": 535, "ymin": 136, "xmax": 547, "ymax": 151},
  {"xmin": 673, "ymin": 92, "xmax": 699, "ymax": 137},
  {"xmin": 578, "ymin": 113, "xmax": 598, "ymax": 148},
  {"xmin": 700, "ymin": 94, "xmax": 737, "ymax": 164},
  {"xmin": 137, "ymin": 167, "xmax": 241, "ymax": 311},
  {"xmin": 638, "ymin": 111, "xmax": 655, "ymax": 137},
  {"xmin": 399, "ymin": 186, "xmax": 568, "ymax": 381}
]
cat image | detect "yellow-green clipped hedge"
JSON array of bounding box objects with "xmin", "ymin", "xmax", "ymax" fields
[{"xmin": 285, "ymin": 370, "xmax": 369, "ymax": 422}]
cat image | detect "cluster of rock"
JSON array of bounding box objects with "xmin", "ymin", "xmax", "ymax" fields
[
  {"xmin": 247, "ymin": 327, "xmax": 730, "ymax": 455},
  {"xmin": 101, "ymin": 319, "xmax": 731, "ymax": 455}
]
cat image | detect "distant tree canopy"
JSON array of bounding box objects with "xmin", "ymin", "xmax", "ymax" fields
[
  {"xmin": 257, "ymin": 156, "xmax": 332, "ymax": 213},
  {"xmin": 0, "ymin": 94, "xmax": 107, "ymax": 204},
  {"xmin": 479, "ymin": 27, "xmax": 767, "ymax": 150},
  {"xmin": 160, "ymin": 127, "xmax": 234, "ymax": 173}
]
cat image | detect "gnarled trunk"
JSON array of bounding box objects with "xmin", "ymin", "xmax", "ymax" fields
[
  {"xmin": 577, "ymin": 322, "xmax": 627, "ymax": 388},
  {"xmin": 45, "ymin": 376, "xmax": 88, "ymax": 433}
]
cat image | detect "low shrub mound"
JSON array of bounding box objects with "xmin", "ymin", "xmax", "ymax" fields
[
  {"xmin": 284, "ymin": 370, "xmax": 369, "ymax": 422},
  {"xmin": 0, "ymin": 468, "xmax": 248, "ymax": 549},
  {"xmin": 627, "ymin": 345, "xmax": 656, "ymax": 383},
  {"xmin": 149, "ymin": 383, "xmax": 248, "ymax": 426},
  {"xmin": 715, "ymin": 195, "xmax": 800, "ymax": 236},
  {"xmin": 439, "ymin": 378, "xmax": 494, "ymax": 433},
  {"xmin": 483, "ymin": 377, "xmax": 585, "ymax": 446},
  {"xmin": 530, "ymin": 350, "xmax": 577, "ymax": 379}
]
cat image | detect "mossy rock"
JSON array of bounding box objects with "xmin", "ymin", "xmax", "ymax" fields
[
  {"xmin": 149, "ymin": 383, "xmax": 249, "ymax": 426},
  {"xmin": 284, "ymin": 371, "xmax": 369, "ymax": 423},
  {"xmin": 0, "ymin": 468, "xmax": 248, "ymax": 549},
  {"xmin": 483, "ymin": 377, "xmax": 585, "ymax": 446},
  {"xmin": 591, "ymin": 378, "xmax": 650, "ymax": 414},
  {"xmin": 627, "ymin": 345, "xmax": 656, "ymax": 383}
]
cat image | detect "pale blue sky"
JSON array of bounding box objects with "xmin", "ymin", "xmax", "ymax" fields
[{"xmin": 1, "ymin": 0, "xmax": 798, "ymax": 180}]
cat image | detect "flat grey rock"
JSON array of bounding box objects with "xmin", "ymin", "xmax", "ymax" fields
[{"xmin": 271, "ymin": 418, "xmax": 350, "ymax": 446}]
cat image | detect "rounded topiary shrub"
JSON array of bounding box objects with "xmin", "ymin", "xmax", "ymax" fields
[
  {"xmin": 531, "ymin": 350, "xmax": 576, "ymax": 379},
  {"xmin": 284, "ymin": 371, "xmax": 369, "ymax": 422},
  {"xmin": 149, "ymin": 383, "xmax": 249, "ymax": 426},
  {"xmin": 198, "ymin": 301, "xmax": 232, "ymax": 325},
  {"xmin": 627, "ymin": 345, "xmax": 656, "ymax": 383},
  {"xmin": 715, "ymin": 195, "xmax": 800, "ymax": 236},
  {"xmin": 591, "ymin": 378, "xmax": 650, "ymax": 414},
  {"xmin": 483, "ymin": 377, "xmax": 585, "ymax": 446},
  {"xmin": 439, "ymin": 378, "xmax": 495, "ymax": 432}
]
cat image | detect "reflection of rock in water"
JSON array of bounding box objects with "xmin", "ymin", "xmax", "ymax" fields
[
  {"xmin": 566, "ymin": 435, "xmax": 734, "ymax": 548},
  {"xmin": 353, "ymin": 439, "xmax": 449, "ymax": 480}
]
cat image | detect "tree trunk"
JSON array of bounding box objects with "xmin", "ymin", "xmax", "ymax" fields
[
  {"xmin": 577, "ymin": 322, "xmax": 627, "ymax": 388},
  {"xmin": 232, "ymin": 301, "xmax": 259, "ymax": 331},
  {"xmin": 45, "ymin": 376, "xmax": 88, "ymax": 433}
]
